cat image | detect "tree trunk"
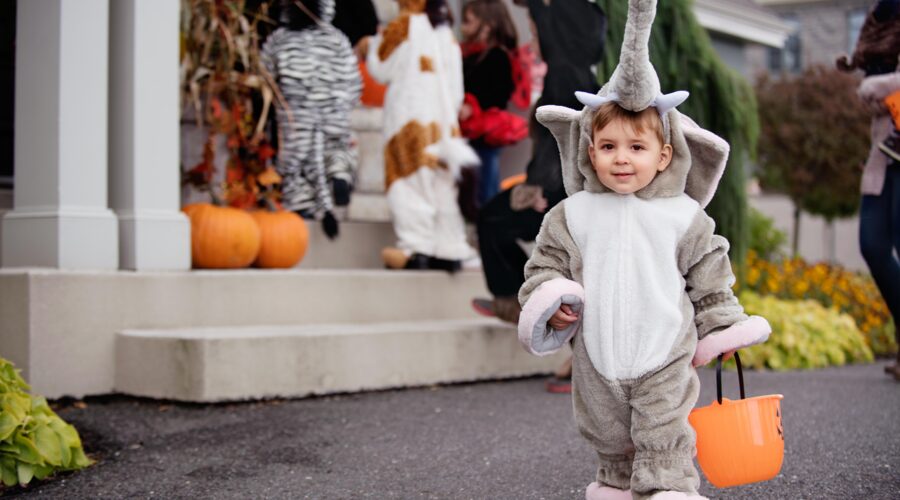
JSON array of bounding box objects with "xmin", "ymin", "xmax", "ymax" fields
[
  {"xmin": 792, "ymin": 206, "xmax": 801, "ymax": 257},
  {"xmin": 825, "ymin": 219, "xmax": 836, "ymax": 263}
]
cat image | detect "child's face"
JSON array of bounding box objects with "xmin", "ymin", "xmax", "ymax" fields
[
  {"xmin": 588, "ymin": 118, "xmax": 673, "ymax": 195},
  {"xmin": 461, "ymin": 10, "xmax": 486, "ymax": 43}
]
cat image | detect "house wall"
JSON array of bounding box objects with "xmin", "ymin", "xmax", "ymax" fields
[{"xmin": 759, "ymin": 0, "xmax": 872, "ymax": 71}]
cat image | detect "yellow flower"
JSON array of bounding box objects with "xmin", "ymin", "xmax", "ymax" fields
[{"xmin": 747, "ymin": 267, "xmax": 761, "ymax": 286}]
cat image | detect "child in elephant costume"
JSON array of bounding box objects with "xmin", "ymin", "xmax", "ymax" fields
[{"xmin": 516, "ymin": 1, "xmax": 771, "ymax": 498}]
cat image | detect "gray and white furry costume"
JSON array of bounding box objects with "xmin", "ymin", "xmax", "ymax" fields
[{"xmin": 516, "ymin": 1, "xmax": 771, "ymax": 499}]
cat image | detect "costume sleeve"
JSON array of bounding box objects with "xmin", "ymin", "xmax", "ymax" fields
[
  {"xmin": 260, "ymin": 31, "xmax": 278, "ymax": 79},
  {"xmin": 858, "ymin": 72, "xmax": 900, "ymax": 115},
  {"xmin": 440, "ymin": 29, "xmax": 465, "ymax": 112},
  {"xmin": 517, "ymin": 203, "xmax": 585, "ymax": 356},
  {"xmin": 678, "ymin": 208, "xmax": 771, "ymax": 367},
  {"xmin": 365, "ymin": 16, "xmax": 410, "ymax": 84},
  {"xmin": 336, "ymin": 33, "xmax": 362, "ymax": 105}
]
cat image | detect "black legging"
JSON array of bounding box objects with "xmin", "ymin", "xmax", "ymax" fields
[{"xmin": 476, "ymin": 188, "xmax": 549, "ymax": 297}]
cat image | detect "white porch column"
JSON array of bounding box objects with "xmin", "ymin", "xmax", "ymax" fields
[
  {"xmin": 2, "ymin": 0, "xmax": 118, "ymax": 269},
  {"xmin": 109, "ymin": 0, "xmax": 189, "ymax": 270}
]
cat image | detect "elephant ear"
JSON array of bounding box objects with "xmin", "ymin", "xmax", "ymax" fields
[
  {"xmin": 536, "ymin": 105, "xmax": 588, "ymax": 196},
  {"xmin": 679, "ymin": 113, "xmax": 730, "ymax": 208}
]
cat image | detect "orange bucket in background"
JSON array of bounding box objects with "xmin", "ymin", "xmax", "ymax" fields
[
  {"xmin": 500, "ymin": 173, "xmax": 527, "ymax": 191},
  {"xmin": 885, "ymin": 90, "xmax": 900, "ymax": 130},
  {"xmin": 359, "ymin": 61, "xmax": 386, "ymax": 108},
  {"xmin": 689, "ymin": 352, "xmax": 785, "ymax": 488}
]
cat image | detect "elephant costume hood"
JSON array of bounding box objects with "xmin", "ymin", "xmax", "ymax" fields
[{"xmin": 535, "ymin": 0, "xmax": 729, "ymax": 208}]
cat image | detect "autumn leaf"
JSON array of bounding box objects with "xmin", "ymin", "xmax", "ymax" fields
[
  {"xmin": 226, "ymin": 165, "xmax": 244, "ymax": 182},
  {"xmin": 257, "ymin": 167, "xmax": 281, "ymax": 186},
  {"xmin": 257, "ymin": 142, "xmax": 276, "ymax": 162},
  {"xmin": 211, "ymin": 98, "xmax": 223, "ymax": 119}
]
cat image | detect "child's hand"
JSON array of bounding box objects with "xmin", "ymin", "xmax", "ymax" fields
[
  {"xmin": 532, "ymin": 194, "xmax": 548, "ymax": 213},
  {"xmin": 354, "ymin": 36, "xmax": 370, "ymax": 61},
  {"xmin": 722, "ymin": 349, "xmax": 736, "ymax": 361},
  {"xmin": 459, "ymin": 103, "xmax": 473, "ymax": 122},
  {"xmin": 548, "ymin": 304, "xmax": 578, "ymax": 330}
]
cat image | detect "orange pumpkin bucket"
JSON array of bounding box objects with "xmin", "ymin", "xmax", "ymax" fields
[
  {"xmin": 689, "ymin": 352, "xmax": 784, "ymax": 488},
  {"xmin": 885, "ymin": 90, "xmax": 900, "ymax": 130}
]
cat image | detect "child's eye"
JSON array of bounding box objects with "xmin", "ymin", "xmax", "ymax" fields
[
  {"xmin": 600, "ymin": 144, "xmax": 614, "ymax": 150},
  {"xmin": 631, "ymin": 144, "xmax": 645, "ymax": 151}
]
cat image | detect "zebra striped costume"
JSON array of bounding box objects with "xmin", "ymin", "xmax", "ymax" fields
[{"xmin": 261, "ymin": 0, "xmax": 361, "ymax": 220}]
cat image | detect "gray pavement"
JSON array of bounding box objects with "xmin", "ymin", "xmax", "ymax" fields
[{"xmin": 3, "ymin": 361, "xmax": 899, "ymax": 499}]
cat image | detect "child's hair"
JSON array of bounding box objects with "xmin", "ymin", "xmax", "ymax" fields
[
  {"xmin": 462, "ymin": 0, "xmax": 518, "ymax": 51},
  {"xmin": 591, "ymin": 102, "xmax": 666, "ymax": 146},
  {"xmin": 281, "ymin": 0, "xmax": 319, "ymax": 31},
  {"xmin": 426, "ymin": 0, "xmax": 453, "ymax": 27}
]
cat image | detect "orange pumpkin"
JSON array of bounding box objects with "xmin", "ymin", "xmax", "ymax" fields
[
  {"xmin": 250, "ymin": 210, "xmax": 309, "ymax": 268},
  {"xmin": 181, "ymin": 202, "xmax": 204, "ymax": 218},
  {"xmin": 183, "ymin": 203, "xmax": 261, "ymax": 268}
]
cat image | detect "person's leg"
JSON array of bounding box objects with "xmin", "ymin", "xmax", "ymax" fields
[
  {"xmin": 457, "ymin": 166, "xmax": 480, "ymax": 223},
  {"xmin": 277, "ymin": 121, "xmax": 318, "ymax": 216},
  {"xmin": 476, "ymin": 146, "xmax": 501, "ymax": 206},
  {"xmin": 885, "ymin": 164, "xmax": 900, "ymax": 371},
  {"xmin": 476, "ymin": 188, "xmax": 546, "ymax": 297},
  {"xmin": 571, "ymin": 334, "xmax": 634, "ymax": 496},
  {"xmin": 859, "ymin": 166, "xmax": 900, "ymax": 372},
  {"xmin": 322, "ymin": 112, "xmax": 356, "ymax": 206},
  {"xmin": 431, "ymin": 167, "xmax": 478, "ymax": 264},
  {"xmin": 384, "ymin": 168, "xmax": 438, "ymax": 268},
  {"xmin": 629, "ymin": 352, "xmax": 702, "ymax": 499}
]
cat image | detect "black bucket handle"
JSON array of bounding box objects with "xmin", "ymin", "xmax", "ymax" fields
[{"xmin": 716, "ymin": 351, "xmax": 745, "ymax": 405}]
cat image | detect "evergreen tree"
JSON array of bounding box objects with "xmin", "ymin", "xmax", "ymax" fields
[{"xmin": 595, "ymin": 0, "xmax": 758, "ymax": 276}]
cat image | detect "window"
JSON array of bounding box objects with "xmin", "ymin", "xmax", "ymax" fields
[
  {"xmin": 847, "ymin": 9, "xmax": 866, "ymax": 54},
  {"xmin": 768, "ymin": 16, "xmax": 801, "ymax": 74}
]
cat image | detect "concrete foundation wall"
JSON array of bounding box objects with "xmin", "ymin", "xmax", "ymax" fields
[{"xmin": 0, "ymin": 268, "xmax": 490, "ymax": 398}]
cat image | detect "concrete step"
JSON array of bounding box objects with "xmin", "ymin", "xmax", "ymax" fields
[
  {"xmin": 1, "ymin": 268, "xmax": 494, "ymax": 398},
  {"xmin": 298, "ymin": 219, "xmax": 395, "ymax": 269},
  {"xmin": 115, "ymin": 318, "xmax": 566, "ymax": 402}
]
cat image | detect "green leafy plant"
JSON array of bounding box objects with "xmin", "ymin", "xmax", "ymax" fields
[
  {"xmin": 0, "ymin": 358, "xmax": 92, "ymax": 487},
  {"xmin": 595, "ymin": 0, "xmax": 758, "ymax": 277},
  {"xmin": 730, "ymin": 291, "xmax": 874, "ymax": 370},
  {"xmin": 748, "ymin": 207, "xmax": 787, "ymax": 262}
]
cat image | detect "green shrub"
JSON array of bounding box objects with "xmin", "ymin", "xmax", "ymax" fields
[
  {"xmin": 744, "ymin": 252, "xmax": 897, "ymax": 356},
  {"xmin": 731, "ymin": 291, "xmax": 874, "ymax": 370},
  {"xmin": 748, "ymin": 207, "xmax": 786, "ymax": 262},
  {"xmin": 0, "ymin": 358, "xmax": 92, "ymax": 487}
]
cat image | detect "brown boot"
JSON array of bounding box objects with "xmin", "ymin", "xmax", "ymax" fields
[
  {"xmin": 382, "ymin": 247, "xmax": 409, "ymax": 269},
  {"xmin": 492, "ymin": 296, "xmax": 521, "ymax": 324}
]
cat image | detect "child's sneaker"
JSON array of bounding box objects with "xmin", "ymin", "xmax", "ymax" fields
[{"xmin": 877, "ymin": 132, "xmax": 900, "ymax": 163}]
